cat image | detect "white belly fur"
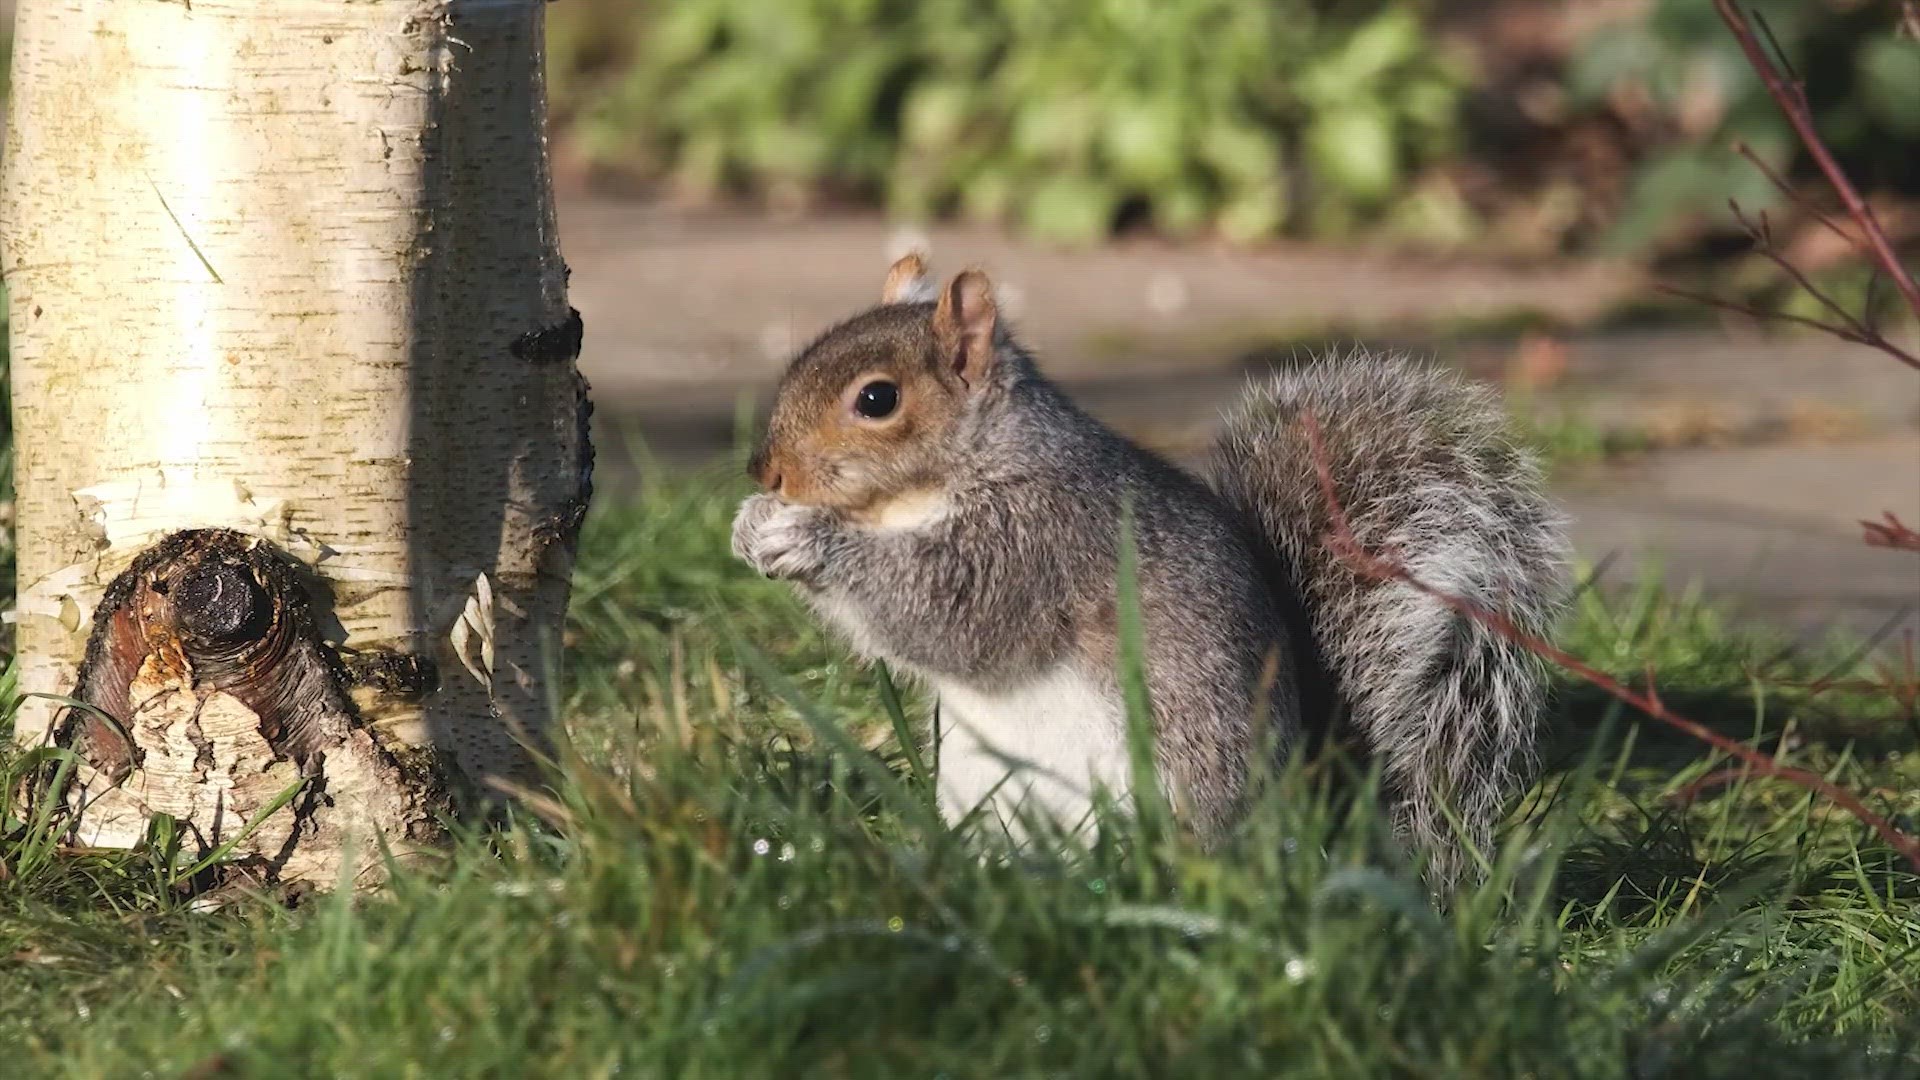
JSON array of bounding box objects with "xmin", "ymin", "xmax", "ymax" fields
[{"xmin": 932, "ymin": 663, "xmax": 1132, "ymax": 840}]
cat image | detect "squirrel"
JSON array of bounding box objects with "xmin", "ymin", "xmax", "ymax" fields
[{"xmin": 731, "ymin": 252, "xmax": 1572, "ymax": 889}]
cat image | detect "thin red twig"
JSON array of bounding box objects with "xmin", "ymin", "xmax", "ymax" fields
[
  {"xmin": 1726, "ymin": 203, "xmax": 1875, "ymax": 337},
  {"xmin": 1712, "ymin": 0, "xmax": 1920, "ymax": 321},
  {"xmin": 1746, "ymin": 660, "xmax": 1920, "ymax": 704},
  {"xmin": 1653, "ymin": 197, "xmax": 1920, "ymax": 368},
  {"xmin": 1653, "ymin": 283, "xmax": 1920, "ymax": 367},
  {"xmin": 1877, "ymin": 637, "xmax": 1920, "ymax": 730},
  {"xmin": 1733, "ymin": 140, "xmax": 1859, "ymax": 248},
  {"xmin": 1862, "ymin": 512, "xmax": 1920, "ymax": 553},
  {"xmin": 1301, "ymin": 411, "xmax": 1920, "ymax": 873},
  {"xmin": 1668, "ymin": 766, "xmax": 1751, "ymax": 808},
  {"xmin": 1735, "ymin": 629, "xmax": 1920, "ymax": 767}
]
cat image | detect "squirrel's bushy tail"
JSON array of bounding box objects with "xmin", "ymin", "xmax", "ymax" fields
[{"xmin": 1206, "ymin": 351, "xmax": 1572, "ymax": 889}]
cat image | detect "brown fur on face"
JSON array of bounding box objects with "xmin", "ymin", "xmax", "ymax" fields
[
  {"xmin": 748, "ymin": 302, "xmax": 965, "ymax": 510},
  {"xmin": 749, "ymin": 263, "xmax": 999, "ymax": 510}
]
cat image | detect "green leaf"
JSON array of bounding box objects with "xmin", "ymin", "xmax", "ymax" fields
[
  {"xmin": 1566, "ymin": 26, "xmax": 1659, "ymax": 105},
  {"xmin": 1332, "ymin": 7, "xmax": 1423, "ymax": 86},
  {"xmin": 816, "ymin": 49, "xmax": 897, "ymax": 137},
  {"xmin": 1198, "ymin": 120, "xmax": 1279, "ymax": 187},
  {"xmin": 902, "ymin": 82, "xmax": 974, "ymax": 150},
  {"xmin": 1860, "ymin": 36, "xmax": 1920, "ymax": 139},
  {"xmin": 1598, "ymin": 146, "xmax": 1755, "ymax": 256},
  {"xmin": 1297, "ymin": 7, "xmax": 1421, "ymax": 105},
  {"xmin": 1306, "ymin": 107, "xmax": 1399, "ymax": 204},
  {"xmin": 741, "ymin": 120, "xmax": 827, "ymax": 178},
  {"xmin": 1100, "ymin": 97, "xmax": 1185, "ymax": 186},
  {"xmin": 1011, "ymin": 97, "xmax": 1097, "ymax": 165},
  {"xmin": 1152, "ymin": 180, "xmax": 1212, "ymax": 238},
  {"xmin": 646, "ymin": 1, "xmax": 725, "ymax": 66},
  {"xmin": 959, "ymin": 169, "xmax": 1018, "ymax": 224},
  {"xmin": 1381, "ymin": 177, "xmax": 1477, "ymax": 250},
  {"xmin": 1216, "ymin": 183, "xmax": 1286, "ymax": 243},
  {"xmin": 1021, "ymin": 176, "xmax": 1118, "ymax": 245}
]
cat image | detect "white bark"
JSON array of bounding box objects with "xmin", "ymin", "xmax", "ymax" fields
[{"xmin": 2, "ymin": 0, "xmax": 588, "ymax": 883}]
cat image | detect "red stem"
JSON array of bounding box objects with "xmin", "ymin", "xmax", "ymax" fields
[
  {"xmin": 1712, "ymin": 0, "xmax": 1920, "ymax": 321},
  {"xmin": 1862, "ymin": 512, "xmax": 1920, "ymax": 552},
  {"xmin": 1301, "ymin": 412, "xmax": 1920, "ymax": 873}
]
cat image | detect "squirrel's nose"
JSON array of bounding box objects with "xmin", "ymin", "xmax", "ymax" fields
[{"xmin": 748, "ymin": 451, "xmax": 784, "ymax": 495}]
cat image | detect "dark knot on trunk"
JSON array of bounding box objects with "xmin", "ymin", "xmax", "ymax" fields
[{"xmin": 173, "ymin": 553, "xmax": 272, "ymax": 650}]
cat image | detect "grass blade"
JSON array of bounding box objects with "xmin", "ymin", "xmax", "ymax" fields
[
  {"xmin": 1115, "ymin": 496, "xmax": 1172, "ymax": 832},
  {"xmin": 874, "ymin": 661, "xmax": 933, "ymax": 797},
  {"xmin": 170, "ymin": 774, "xmax": 310, "ymax": 886}
]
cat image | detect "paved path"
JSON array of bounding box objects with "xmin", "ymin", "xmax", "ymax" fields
[
  {"xmin": 1558, "ymin": 441, "xmax": 1919, "ymax": 644},
  {"xmin": 561, "ymin": 198, "xmax": 1643, "ymax": 392},
  {"xmin": 560, "ymin": 199, "xmax": 1920, "ymax": 646}
]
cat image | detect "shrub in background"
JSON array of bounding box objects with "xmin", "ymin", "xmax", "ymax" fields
[
  {"xmin": 546, "ymin": 0, "xmax": 1919, "ymax": 267},
  {"xmin": 552, "ymin": 0, "xmax": 1469, "ymax": 244},
  {"xmin": 1569, "ymin": 0, "xmax": 1920, "ymax": 257}
]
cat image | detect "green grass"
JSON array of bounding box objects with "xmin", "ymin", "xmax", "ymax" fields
[{"xmin": 3, "ymin": 458, "xmax": 1918, "ymax": 1077}]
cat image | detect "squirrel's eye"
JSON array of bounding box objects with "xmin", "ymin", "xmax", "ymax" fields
[{"xmin": 853, "ymin": 380, "xmax": 900, "ymax": 420}]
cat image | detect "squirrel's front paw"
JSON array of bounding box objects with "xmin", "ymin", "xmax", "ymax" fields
[{"xmin": 731, "ymin": 494, "xmax": 832, "ymax": 584}]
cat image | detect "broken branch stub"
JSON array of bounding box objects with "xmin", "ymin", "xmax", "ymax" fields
[{"xmin": 57, "ymin": 529, "xmax": 448, "ymax": 887}]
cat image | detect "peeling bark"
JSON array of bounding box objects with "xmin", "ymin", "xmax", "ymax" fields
[
  {"xmin": 2, "ymin": 1, "xmax": 589, "ymax": 884},
  {"xmin": 62, "ymin": 530, "xmax": 447, "ymax": 885}
]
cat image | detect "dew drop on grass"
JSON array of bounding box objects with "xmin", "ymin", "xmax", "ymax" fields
[
  {"xmin": 752, "ymin": 838, "xmax": 771, "ymax": 856},
  {"xmin": 809, "ymin": 837, "xmax": 826, "ymax": 854},
  {"xmin": 887, "ymin": 916, "xmax": 904, "ymax": 932},
  {"xmin": 1035, "ymin": 1024, "xmax": 1052, "ymax": 1044},
  {"xmin": 1285, "ymin": 958, "xmax": 1314, "ymax": 983},
  {"xmin": 1088, "ymin": 878, "xmax": 1106, "ymax": 894},
  {"xmin": 779, "ymin": 842, "xmax": 795, "ymax": 862}
]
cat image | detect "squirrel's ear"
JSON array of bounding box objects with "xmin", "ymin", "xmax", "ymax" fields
[
  {"xmin": 881, "ymin": 251, "xmax": 932, "ymax": 303},
  {"xmin": 932, "ymin": 269, "xmax": 998, "ymax": 387}
]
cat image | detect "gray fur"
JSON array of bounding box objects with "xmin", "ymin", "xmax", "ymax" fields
[
  {"xmin": 1207, "ymin": 351, "xmax": 1573, "ymax": 888},
  {"xmin": 736, "ymin": 341, "xmax": 1291, "ymax": 838},
  {"xmin": 734, "ymin": 313, "xmax": 1570, "ymax": 889}
]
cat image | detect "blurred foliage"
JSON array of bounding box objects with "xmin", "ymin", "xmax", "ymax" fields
[
  {"xmin": 1568, "ymin": 0, "xmax": 1920, "ymax": 256},
  {"xmin": 545, "ymin": 0, "xmax": 1920, "ymax": 263},
  {"xmin": 550, "ymin": 0, "xmax": 1470, "ymax": 244}
]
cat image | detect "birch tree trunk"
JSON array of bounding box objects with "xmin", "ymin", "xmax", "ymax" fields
[{"xmin": 1, "ymin": 0, "xmax": 591, "ymax": 887}]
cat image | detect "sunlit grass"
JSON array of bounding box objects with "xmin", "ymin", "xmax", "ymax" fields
[{"xmin": 1, "ymin": 460, "xmax": 1916, "ymax": 1077}]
